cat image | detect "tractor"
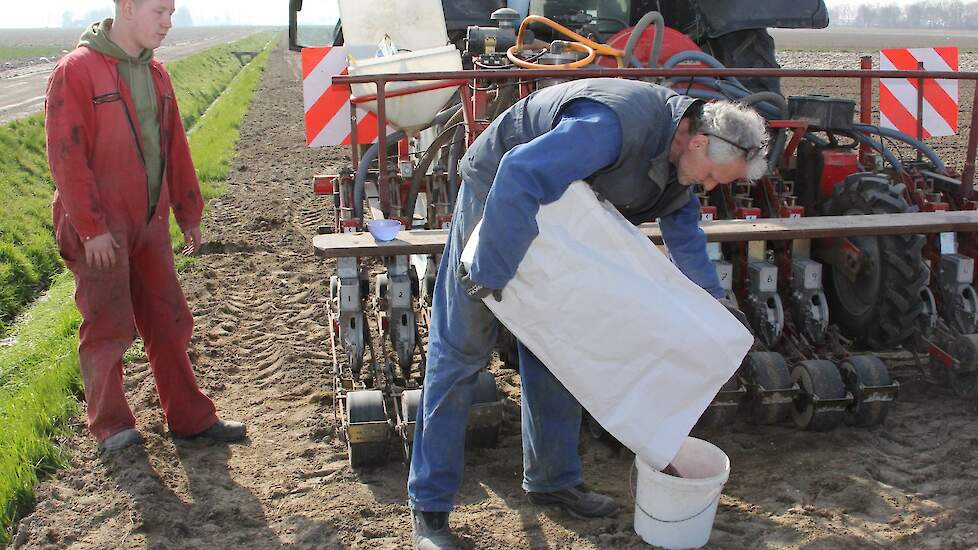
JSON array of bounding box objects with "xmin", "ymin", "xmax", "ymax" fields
[{"xmin": 290, "ymin": 0, "xmax": 978, "ymax": 467}]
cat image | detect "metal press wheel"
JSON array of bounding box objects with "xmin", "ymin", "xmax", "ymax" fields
[
  {"xmin": 791, "ymin": 360, "xmax": 847, "ymax": 432},
  {"xmin": 466, "ymin": 371, "xmax": 500, "ymax": 449},
  {"xmin": 346, "ymin": 390, "xmax": 388, "ymax": 468},
  {"xmin": 400, "ymin": 389, "xmax": 422, "ymax": 463},
  {"xmin": 840, "ymin": 355, "xmax": 893, "ymax": 427},
  {"xmin": 744, "ymin": 351, "xmax": 793, "ymax": 425}
]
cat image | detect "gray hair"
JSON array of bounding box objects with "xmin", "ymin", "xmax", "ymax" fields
[{"xmin": 696, "ymin": 101, "xmax": 770, "ymax": 181}]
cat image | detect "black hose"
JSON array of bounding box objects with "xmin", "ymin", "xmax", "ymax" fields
[
  {"xmin": 404, "ymin": 116, "xmax": 465, "ymax": 222},
  {"xmin": 446, "ymin": 125, "xmax": 464, "ymax": 208},
  {"xmin": 851, "ymin": 123, "xmax": 945, "ymax": 171},
  {"xmin": 742, "ymin": 91, "xmax": 788, "ymax": 172},
  {"xmin": 352, "ymin": 104, "xmax": 462, "ymax": 220},
  {"xmin": 843, "ymin": 130, "xmax": 903, "ymax": 172}
]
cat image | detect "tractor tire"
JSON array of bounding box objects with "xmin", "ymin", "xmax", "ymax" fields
[
  {"xmin": 816, "ymin": 173, "xmax": 928, "ymax": 350},
  {"xmin": 703, "ymin": 28, "xmax": 781, "ymax": 95}
]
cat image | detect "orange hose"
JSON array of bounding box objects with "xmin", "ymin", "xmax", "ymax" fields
[
  {"xmin": 507, "ymin": 42, "xmax": 596, "ymax": 69},
  {"xmin": 514, "ymin": 15, "xmax": 625, "ymax": 68}
]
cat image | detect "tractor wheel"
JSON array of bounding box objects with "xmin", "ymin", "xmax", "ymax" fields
[
  {"xmin": 840, "ymin": 355, "xmax": 892, "ymax": 427},
  {"xmin": 466, "ymin": 371, "xmax": 500, "ymax": 448},
  {"xmin": 947, "ymin": 334, "xmax": 978, "ymax": 397},
  {"xmin": 744, "ymin": 351, "xmax": 793, "ymax": 425},
  {"xmin": 816, "ymin": 173, "xmax": 928, "ymax": 350},
  {"xmin": 791, "ymin": 360, "xmax": 846, "ymax": 432},
  {"xmin": 346, "ymin": 390, "xmax": 388, "ymax": 468}
]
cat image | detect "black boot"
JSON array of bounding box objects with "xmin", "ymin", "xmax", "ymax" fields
[
  {"xmin": 527, "ymin": 483, "xmax": 620, "ymax": 518},
  {"xmin": 411, "ymin": 510, "xmax": 458, "ymax": 550}
]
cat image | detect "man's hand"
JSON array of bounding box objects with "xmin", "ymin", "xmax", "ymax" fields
[
  {"xmin": 182, "ymin": 226, "xmax": 202, "ymax": 256},
  {"xmin": 83, "ymin": 232, "xmax": 121, "ymax": 270},
  {"xmin": 457, "ymin": 263, "xmax": 502, "ymax": 302}
]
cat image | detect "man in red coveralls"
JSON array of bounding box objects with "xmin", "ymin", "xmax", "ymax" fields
[{"xmin": 44, "ymin": 0, "xmax": 246, "ymax": 452}]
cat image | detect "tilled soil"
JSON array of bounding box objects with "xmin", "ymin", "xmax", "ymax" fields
[{"xmin": 10, "ymin": 37, "xmax": 978, "ymax": 549}]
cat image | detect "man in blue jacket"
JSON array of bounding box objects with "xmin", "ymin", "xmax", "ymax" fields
[{"xmin": 409, "ymin": 78, "xmax": 768, "ymax": 550}]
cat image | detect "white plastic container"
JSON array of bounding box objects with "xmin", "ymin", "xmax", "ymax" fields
[
  {"xmin": 349, "ymin": 46, "xmax": 463, "ymax": 132},
  {"xmin": 338, "ymin": 0, "xmax": 450, "ymax": 60},
  {"xmin": 634, "ymin": 437, "xmax": 730, "ymax": 549}
]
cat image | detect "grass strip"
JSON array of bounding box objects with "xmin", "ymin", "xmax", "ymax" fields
[
  {"xmin": 0, "ymin": 35, "xmax": 276, "ymax": 546},
  {"xmin": 0, "ymin": 47, "xmax": 65, "ymax": 63}
]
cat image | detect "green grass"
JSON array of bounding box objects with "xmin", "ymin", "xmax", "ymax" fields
[
  {"xmin": 0, "ymin": 31, "xmax": 276, "ymax": 337},
  {"xmin": 0, "ymin": 34, "xmax": 277, "ymax": 546},
  {"xmin": 0, "ymin": 272, "xmax": 82, "ymax": 545},
  {"xmin": 0, "ymin": 47, "xmax": 65, "ymax": 63},
  {"xmin": 0, "ymin": 117, "xmax": 61, "ymax": 337}
]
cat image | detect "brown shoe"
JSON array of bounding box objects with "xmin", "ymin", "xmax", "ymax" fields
[{"xmin": 194, "ymin": 419, "xmax": 247, "ymax": 442}]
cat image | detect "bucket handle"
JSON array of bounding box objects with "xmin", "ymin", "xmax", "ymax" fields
[{"xmin": 630, "ymin": 462, "xmax": 727, "ymax": 524}]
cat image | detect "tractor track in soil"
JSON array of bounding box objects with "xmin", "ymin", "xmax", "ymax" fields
[{"xmin": 9, "ymin": 38, "xmax": 978, "ymax": 549}]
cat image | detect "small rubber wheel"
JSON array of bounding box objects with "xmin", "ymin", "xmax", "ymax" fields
[
  {"xmin": 791, "ymin": 360, "xmax": 846, "ymax": 431},
  {"xmin": 744, "ymin": 352, "xmax": 793, "ymax": 425},
  {"xmin": 400, "ymin": 389, "xmax": 422, "ymax": 463},
  {"xmin": 840, "ymin": 355, "xmax": 893, "ymax": 427},
  {"xmin": 947, "ymin": 334, "xmax": 978, "ymax": 397},
  {"xmin": 695, "ymin": 375, "xmax": 742, "ymax": 429},
  {"xmin": 346, "ymin": 390, "xmax": 388, "ymax": 468},
  {"xmin": 466, "ymin": 372, "xmax": 500, "ymax": 448},
  {"xmin": 582, "ymin": 411, "xmax": 622, "ymax": 447}
]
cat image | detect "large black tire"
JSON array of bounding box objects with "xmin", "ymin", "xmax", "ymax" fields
[
  {"xmin": 703, "ymin": 28, "xmax": 781, "ymax": 95},
  {"xmin": 816, "ymin": 173, "xmax": 928, "ymax": 350},
  {"xmin": 495, "ymin": 327, "xmax": 520, "ymax": 371}
]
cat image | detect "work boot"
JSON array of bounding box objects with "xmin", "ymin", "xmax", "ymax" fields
[
  {"xmin": 411, "ymin": 510, "xmax": 458, "ymax": 550},
  {"xmin": 527, "ymin": 483, "xmax": 620, "ymax": 518},
  {"xmin": 98, "ymin": 428, "xmax": 141, "ymax": 453},
  {"xmin": 193, "ymin": 419, "xmax": 247, "ymax": 442}
]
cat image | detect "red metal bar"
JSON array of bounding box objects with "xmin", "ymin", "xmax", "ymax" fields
[
  {"xmin": 962, "ymin": 83, "xmax": 978, "ymax": 199},
  {"xmin": 333, "ymin": 67, "xmax": 978, "ymax": 84},
  {"xmin": 350, "ymin": 79, "xmax": 467, "ymax": 104},
  {"xmin": 916, "ymin": 61, "xmax": 925, "ymax": 162},
  {"xmin": 349, "ymin": 101, "xmax": 359, "ymax": 170},
  {"xmin": 377, "ymin": 79, "xmax": 390, "ymax": 216},
  {"xmin": 860, "ymin": 56, "xmax": 872, "ymax": 166}
]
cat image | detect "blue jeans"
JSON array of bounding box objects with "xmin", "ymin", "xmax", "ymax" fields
[{"xmin": 407, "ymin": 184, "xmax": 583, "ymax": 512}]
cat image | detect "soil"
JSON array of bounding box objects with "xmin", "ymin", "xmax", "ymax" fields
[{"xmin": 10, "ymin": 36, "xmax": 978, "ymax": 549}]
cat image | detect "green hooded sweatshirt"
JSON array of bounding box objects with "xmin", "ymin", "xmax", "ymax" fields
[{"xmin": 78, "ymin": 18, "xmax": 164, "ymax": 217}]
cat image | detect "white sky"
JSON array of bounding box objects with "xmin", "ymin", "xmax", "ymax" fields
[
  {"xmin": 1, "ymin": 0, "xmax": 929, "ymax": 29},
  {"xmin": 4, "ymin": 0, "xmax": 340, "ymax": 28}
]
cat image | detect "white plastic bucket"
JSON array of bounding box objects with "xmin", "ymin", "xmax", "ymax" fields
[
  {"xmin": 633, "ymin": 437, "xmax": 730, "ymax": 549},
  {"xmin": 349, "ymin": 46, "xmax": 463, "ymax": 132}
]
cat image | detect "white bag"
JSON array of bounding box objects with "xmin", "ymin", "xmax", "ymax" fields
[{"xmin": 461, "ymin": 181, "xmax": 753, "ymax": 469}]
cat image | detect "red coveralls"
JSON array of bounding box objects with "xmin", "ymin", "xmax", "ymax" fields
[{"xmin": 45, "ymin": 46, "xmax": 217, "ymax": 442}]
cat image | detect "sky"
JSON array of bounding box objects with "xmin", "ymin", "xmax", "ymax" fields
[
  {"xmin": 0, "ymin": 0, "xmax": 930, "ymax": 29},
  {"xmin": 4, "ymin": 0, "xmax": 339, "ymax": 28}
]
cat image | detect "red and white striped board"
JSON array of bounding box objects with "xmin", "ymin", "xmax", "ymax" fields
[
  {"xmin": 302, "ymin": 46, "xmax": 395, "ymax": 147},
  {"xmin": 879, "ymin": 47, "xmax": 958, "ymax": 138}
]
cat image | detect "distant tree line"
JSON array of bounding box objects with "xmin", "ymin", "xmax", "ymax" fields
[{"xmin": 830, "ymin": 1, "xmax": 978, "ymax": 28}]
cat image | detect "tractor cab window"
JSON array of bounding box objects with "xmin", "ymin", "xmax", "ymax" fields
[
  {"xmin": 529, "ymin": 0, "xmax": 631, "ymax": 40},
  {"xmin": 289, "ymin": 0, "xmax": 340, "ymax": 51}
]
